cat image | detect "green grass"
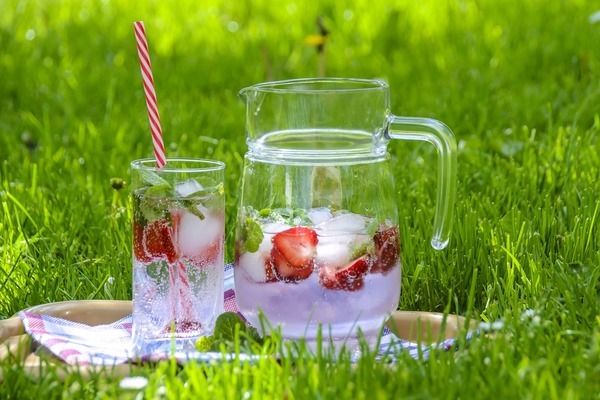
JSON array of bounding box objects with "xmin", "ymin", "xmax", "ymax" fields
[{"xmin": 1, "ymin": 0, "xmax": 600, "ymax": 398}]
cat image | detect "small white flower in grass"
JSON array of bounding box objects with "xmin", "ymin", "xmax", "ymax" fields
[
  {"xmin": 521, "ymin": 308, "xmax": 541, "ymax": 325},
  {"xmin": 501, "ymin": 140, "xmax": 524, "ymax": 157},
  {"xmin": 156, "ymin": 386, "xmax": 167, "ymax": 396},
  {"xmin": 119, "ymin": 376, "xmax": 148, "ymax": 391},
  {"xmin": 589, "ymin": 10, "xmax": 600, "ymax": 24},
  {"xmin": 104, "ymin": 276, "xmax": 116, "ymax": 298},
  {"xmin": 478, "ymin": 321, "xmax": 504, "ymax": 332},
  {"xmin": 227, "ymin": 21, "xmax": 239, "ymax": 33},
  {"xmin": 25, "ymin": 29, "xmax": 36, "ymax": 41},
  {"xmin": 521, "ymin": 308, "xmax": 536, "ymax": 318}
]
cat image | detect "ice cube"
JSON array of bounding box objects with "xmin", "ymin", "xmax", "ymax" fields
[
  {"xmin": 316, "ymin": 234, "xmax": 369, "ymax": 266},
  {"xmin": 238, "ymin": 235, "xmax": 274, "ymax": 282},
  {"xmin": 177, "ymin": 210, "xmax": 223, "ymax": 257},
  {"xmin": 316, "ymin": 236, "xmax": 351, "ymax": 266},
  {"xmin": 175, "ymin": 179, "xmax": 203, "ymax": 198},
  {"xmin": 238, "ymin": 252, "xmax": 266, "ymax": 282},
  {"xmin": 308, "ymin": 207, "xmax": 333, "ymax": 225},
  {"xmin": 316, "ymin": 212, "xmax": 368, "ymax": 234},
  {"xmin": 262, "ymin": 222, "xmax": 292, "ymax": 234}
]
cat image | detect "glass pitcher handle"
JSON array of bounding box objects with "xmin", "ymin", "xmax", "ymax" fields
[{"xmin": 387, "ymin": 116, "xmax": 457, "ymax": 250}]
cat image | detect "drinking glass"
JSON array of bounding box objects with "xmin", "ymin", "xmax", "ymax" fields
[{"xmin": 130, "ymin": 158, "xmax": 225, "ymax": 356}]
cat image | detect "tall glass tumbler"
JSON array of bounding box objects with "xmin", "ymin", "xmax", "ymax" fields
[{"xmin": 130, "ymin": 158, "xmax": 225, "ymax": 356}]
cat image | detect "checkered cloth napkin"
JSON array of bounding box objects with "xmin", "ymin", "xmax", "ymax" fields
[{"xmin": 19, "ymin": 265, "xmax": 458, "ymax": 365}]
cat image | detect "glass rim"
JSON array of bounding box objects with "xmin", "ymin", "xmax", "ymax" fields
[
  {"xmin": 240, "ymin": 78, "xmax": 389, "ymax": 94},
  {"xmin": 131, "ymin": 158, "xmax": 225, "ymax": 173}
]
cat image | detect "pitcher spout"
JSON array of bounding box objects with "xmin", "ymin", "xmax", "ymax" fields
[{"xmin": 238, "ymin": 85, "xmax": 252, "ymax": 101}]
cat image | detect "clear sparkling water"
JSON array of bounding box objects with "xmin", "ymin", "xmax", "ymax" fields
[{"xmin": 132, "ymin": 208, "xmax": 224, "ymax": 357}]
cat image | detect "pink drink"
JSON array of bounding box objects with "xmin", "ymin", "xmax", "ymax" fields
[
  {"xmin": 234, "ymin": 208, "xmax": 401, "ymax": 344},
  {"xmin": 132, "ymin": 179, "xmax": 224, "ymax": 356}
]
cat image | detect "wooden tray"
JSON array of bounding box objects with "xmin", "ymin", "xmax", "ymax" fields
[
  {"xmin": 0, "ymin": 301, "xmax": 133, "ymax": 380},
  {"xmin": 0, "ymin": 300, "xmax": 472, "ymax": 380}
]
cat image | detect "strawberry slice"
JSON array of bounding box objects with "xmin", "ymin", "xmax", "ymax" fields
[
  {"xmin": 371, "ymin": 226, "xmax": 400, "ymax": 273},
  {"xmin": 271, "ymin": 227, "xmax": 318, "ymax": 281},
  {"xmin": 319, "ymin": 255, "xmax": 370, "ymax": 291},
  {"xmin": 271, "ymin": 246, "xmax": 314, "ymax": 281},
  {"xmin": 144, "ymin": 219, "xmax": 179, "ymax": 264},
  {"xmin": 272, "ymin": 227, "xmax": 318, "ymax": 267},
  {"xmin": 133, "ymin": 222, "xmax": 151, "ymax": 262}
]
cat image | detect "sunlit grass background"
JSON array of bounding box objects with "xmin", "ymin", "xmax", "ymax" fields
[{"xmin": 1, "ymin": 0, "xmax": 600, "ymax": 397}]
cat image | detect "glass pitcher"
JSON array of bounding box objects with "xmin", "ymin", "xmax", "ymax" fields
[{"xmin": 234, "ymin": 78, "xmax": 456, "ymax": 347}]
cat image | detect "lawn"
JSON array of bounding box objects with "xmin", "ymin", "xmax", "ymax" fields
[{"xmin": 1, "ymin": 0, "xmax": 600, "ymax": 398}]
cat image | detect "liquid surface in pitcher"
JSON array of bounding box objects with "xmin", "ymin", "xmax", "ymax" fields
[{"xmin": 247, "ymin": 129, "xmax": 387, "ymax": 164}]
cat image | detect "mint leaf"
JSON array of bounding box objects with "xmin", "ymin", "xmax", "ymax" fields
[
  {"xmin": 213, "ymin": 312, "xmax": 261, "ymax": 343},
  {"xmin": 350, "ymin": 242, "xmax": 372, "ymax": 260},
  {"xmin": 267, "ymin": 208, "xmax": 312, "ymax": 226},
  {"xmin": 195, "ymin": 312, "xmax": 261, "ymax": 352},
  {"xmin": 213, "ymin": 312, "xmax": 245, "ymax": 341},
  {"xmin": 139, "ymin": 190, "xmax": 170, "ymax": 222},
  {"xmin": 195, "ymin": 335, "xmax": 215, "ymax": 352},
  {"xmin": 259, "ymin": 208, "xmax": 271, "ymax": 218},
  {"xmin": 274, "ymin": 208, "xmax": 292, "ymax": 221},
  {"xmin": 132, "ymin": 192, "xmax": 147, "ymax": 224},
  {"xmin": 146, "ymin": 261, "xmax": 169, "ymax": 281},
  {"xmin": 290, "ymin": 208, "xmax": 311, "ymax": 225},
  {"xmin": 136, "ymin": 176, "xmax": 172, "ymax": 223},
  {"xmin": 186, "ymin": 267, "xmax": 207, "ymax": 287},
  {"xmin": 200, "ymin": 191, "xmax": 224, "ymax": 211},
  {"xmin": 138, "ymin": 169, "xmax": 170, "ymax": 187},
  {"xmin": 180, "ymin": 199, "xmax": 205, "ymax": 220},
  {"xmin": 180, "ymin": 188, "xmax": 205, "ymax": 199},
  {"xmin": 144, "ymin": 183, "xmax": 172, "ymax": 197},
  {"xmin": 242, "ymin": 217, "xmax": 264, "ymax": 253}
]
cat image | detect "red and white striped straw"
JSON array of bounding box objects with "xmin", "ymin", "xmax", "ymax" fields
[{"xmin": 133, "ymin": 21, "xmax": 167, "ymax": 168}]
